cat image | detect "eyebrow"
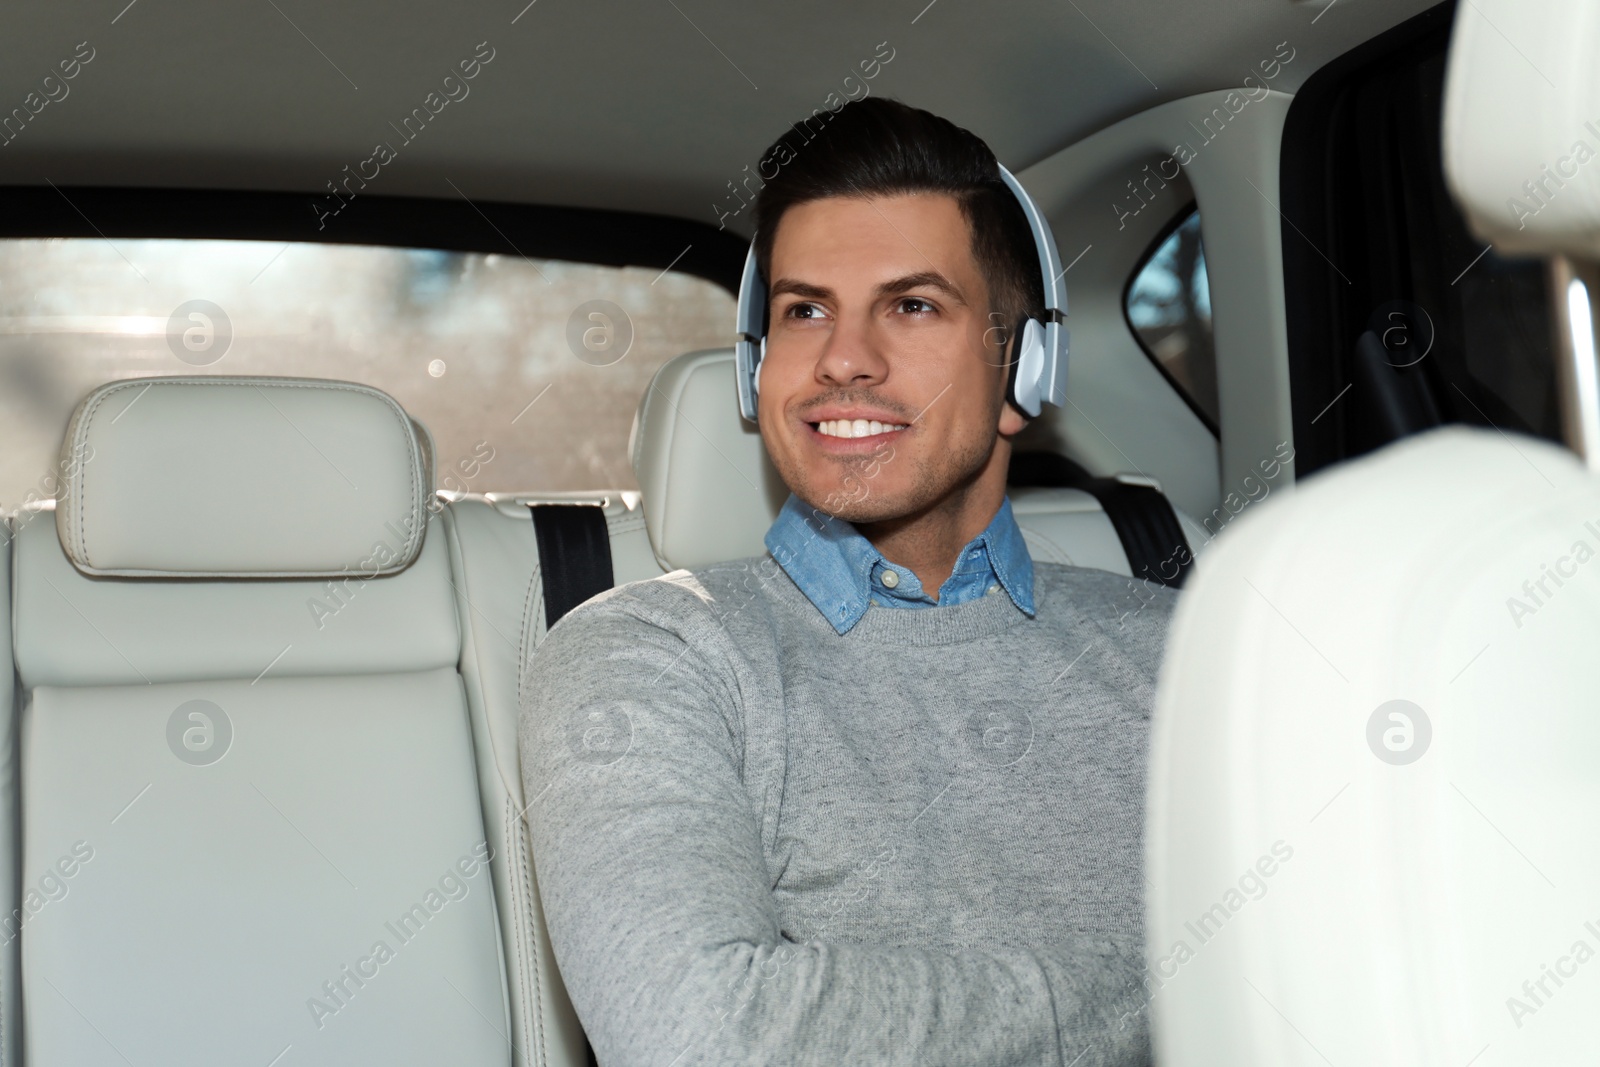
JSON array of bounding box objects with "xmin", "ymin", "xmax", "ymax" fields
[{"xmin": 767, "ymin": 271, "xmax": 968, "ymax": 307}]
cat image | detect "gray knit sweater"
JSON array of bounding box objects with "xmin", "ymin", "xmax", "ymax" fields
[{"xmin": 519, "ymin": 554, "xmax": 1177, "ymax": 1067}]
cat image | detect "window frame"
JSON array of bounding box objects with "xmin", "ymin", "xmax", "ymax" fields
[
  {"xmin": 1121, "ymin": 199, "xmax": 1221, "ymax": 438},
  {"xmin": 1278, "ymin": 0, "xmax": 1560, "ymax": 476},
  {"xmin": 0, "ymin": 185, "xmax": 745, "ymax": 296}
]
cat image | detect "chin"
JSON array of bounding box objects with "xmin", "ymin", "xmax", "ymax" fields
[
  {"xmin": 814, "ymin": 496, "xmax": 900, "ymax": 525},
  {"xmin": 800, "ymin": 475, "xmax": 925, "ymax": 524}
]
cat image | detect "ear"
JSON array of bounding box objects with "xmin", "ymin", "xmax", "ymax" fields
[{"xmin": 998, "ymin": 400, "xmax": 1028, "ymax": 437}]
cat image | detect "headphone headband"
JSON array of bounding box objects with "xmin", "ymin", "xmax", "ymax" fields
[
  {"xmin": 735, "ymin": 165, "xmax": 1068, "ymax": 421},
  {"xmin": 734, "ymin": 242, "xmax": 766, "ymax": 422}
]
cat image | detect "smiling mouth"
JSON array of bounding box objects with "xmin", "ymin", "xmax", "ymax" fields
[{"xmin": 810, "ymin": 419, "xmax": 909, "ymax": 439}]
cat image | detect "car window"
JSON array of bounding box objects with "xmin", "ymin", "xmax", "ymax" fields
[
  {"xmin": 0, "ymin": 239, "xmax": 735, "ymax": 512},
  {"xmin": 1279, "ymin": 6, "xmax": 1560, "ymax": 474},
  {"xmin": 1124, "ymin": 208, "xmax": 1219, "ymax": 433}
]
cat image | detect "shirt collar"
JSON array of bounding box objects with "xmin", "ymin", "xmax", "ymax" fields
[
  {"xmin": 969, "ymin": 495, "xmax": 1036, "ymax": 615},
  {"xmin": 763, "ymin": 492, "xmax": 1036, "ymax": 634}
]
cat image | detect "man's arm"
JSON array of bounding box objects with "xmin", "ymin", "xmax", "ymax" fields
[{"xmin": 518, "ymin": 588, "xmax": 1150, "ymax": 1067}]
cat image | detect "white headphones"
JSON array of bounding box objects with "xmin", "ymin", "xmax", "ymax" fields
[{"xmin": 734, "ymin": 163, "xmax": 1068, "ymax": 422}]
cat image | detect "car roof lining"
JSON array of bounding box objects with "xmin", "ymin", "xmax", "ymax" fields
[{"xmin": 0, "ymin": 0, "xmax": 1440, "ymax": 232}]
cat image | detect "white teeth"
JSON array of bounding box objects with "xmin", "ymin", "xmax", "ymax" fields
[{"xmin": 816, "ymin": 419, "xmax": 908, "ymax": 439}]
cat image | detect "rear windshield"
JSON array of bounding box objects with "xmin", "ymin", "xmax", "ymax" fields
[{"xmin": 0, "ymin": 238, "xmax": 735, "ymax": 513}]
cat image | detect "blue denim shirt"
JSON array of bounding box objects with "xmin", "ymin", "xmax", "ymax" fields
[{"xmin": 763, "ymin": 492, "xmax": 1037, "ymax": 635}]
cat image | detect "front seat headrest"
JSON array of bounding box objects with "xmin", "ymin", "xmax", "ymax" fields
[
  {"xmin": 628, "ymin": 348, "xmax": 789, "ymax": 572},
  {"xmin": 1443, "ymin": 0, "xmax": 1600, "ymax": 258},
  {"xmin": 56, "ymin": 376, "xmax": 432, "ymax": 578}
]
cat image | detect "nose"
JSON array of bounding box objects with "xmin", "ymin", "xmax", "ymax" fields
[{"xmin": 813, "ymin": 311, "xmax": 888, "ymax": 390}]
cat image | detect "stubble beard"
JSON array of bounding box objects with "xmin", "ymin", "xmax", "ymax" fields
[{"xmin": 776, "ymin": 426, "xmax": 995, "ymax": 527}]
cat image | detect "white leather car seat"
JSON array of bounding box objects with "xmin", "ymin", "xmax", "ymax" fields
[
  {"xmin": 442, "ymin": 489, "xmax": 663, "ymax": 1067},
  {"xmin": 1011, "ymin": 485, "xmax": 1166, "ymax": 575},
  {"xmin": 0, "ymin": 519, "xmax": 18, "ymax": 1067},
  {"xmin": 1148, "ymin": 428, "xmax": 1600, "ymax": 1064},
  {"xmin": 627, "ymin": 348, "xmax": 791, "ymax": 572},
  {"xmin": 629, "ymin": 347, "xmax": 1196, "ymax": 577},
  {"xmin": 1147, "ymin": 2, "xmax": 1600, "ymax": 1061},
  {"xmin": 12, "ymin": 378, "xmax": 509, "ymax": 1066}
]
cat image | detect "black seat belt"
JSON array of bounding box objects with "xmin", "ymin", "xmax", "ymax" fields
[
  {"xmin": 529, "ymin": 503, "xmax": 615, "ymax": 629},
  {"xmin": 1009, "ymin": 451, "xmax": 1195, "ymax": 588}
]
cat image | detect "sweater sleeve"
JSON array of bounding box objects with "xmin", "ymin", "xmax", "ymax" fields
[{"xmin": 518, "ymin": 589, "xmax": 1152, "ymax": 1067}]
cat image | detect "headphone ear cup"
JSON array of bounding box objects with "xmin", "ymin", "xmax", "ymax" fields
[{"xmin": 1004, "ymin": 314, "xmax": 1032, "ymax": 417}]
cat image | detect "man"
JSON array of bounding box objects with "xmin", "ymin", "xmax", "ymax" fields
[{"xmin": 520, "ymin": 97, "xmax": 1178, "ymax": 1066}]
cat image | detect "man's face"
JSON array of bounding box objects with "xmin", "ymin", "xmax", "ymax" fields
[{"xmin": 757, "ymin": 192, "xmax": 1027, "ymax": 523}]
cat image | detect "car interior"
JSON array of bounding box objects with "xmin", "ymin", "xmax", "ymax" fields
[{"xmin": 2, "ymin": 0, "xmax": 1596, "ymax": 1062}]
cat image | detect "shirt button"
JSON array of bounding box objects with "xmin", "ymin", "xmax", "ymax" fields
[
  {"xmin": 987, "ymin": 584, "xmax": 999, "ymax": 595},
  {"xmin": 881, "ymin": 570, "xmax": 900, "ymax": 589},
  {"xmin": 969, "ymin": 550, "xmax": 980, "ymax": 559},
  {"xmin": 869, "ymin": 597, "xmax": 880, "ymax": 607}
]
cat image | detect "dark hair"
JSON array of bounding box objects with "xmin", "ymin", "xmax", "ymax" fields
[{"xmin": 752, "ymin": 97, "xmax": 1044, "ymax": 329}]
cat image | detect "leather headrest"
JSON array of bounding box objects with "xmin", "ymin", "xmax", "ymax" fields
[
  {"xmin": 628, "ymin": 349, "xmax": 789, "ymax": 571},
  {"xmin": 1443, "ymin": 0, "xmax": 1600, "ymax": 257},
  {"xmin": 56, "ymin": 376, "xmax": 432, "ymax": 578}
]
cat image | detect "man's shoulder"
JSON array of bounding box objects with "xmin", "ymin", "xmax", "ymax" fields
[
  {"xmin": 1032, "ymin": 560, "xmax": 1181, "ymax": 622},
  {"xmin": 557, "ymin": 553, "xmax": 787, "ymax": 635},
  {"xmin": 1032, "ymin": 559, "xmax": 1181, "ymax": 595}
]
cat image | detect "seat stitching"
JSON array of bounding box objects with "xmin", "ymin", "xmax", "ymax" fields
[
  {"xmin": 71, "ymin": 383, "xmax": 121, "ymax": 568},
  {"xmin": 512, "ymin": 795, "xmax": 548, "ymax": 1067},
  {"xmin": 636, "ymin": 380, "xmax": 659, "ymax": 539},
  {"xmin": 611, "ymin": 513, "xmax": 647, "ymax": 535},
  {"xmin": 514, "ymin": 541, "xmax": 546, "ymax": 1065},
  {"xmin": 505, "ymin": 798, "xmax": 533, "ymax": 1065},
  {"xmin": 636, "ymin": 368, "xmax": 679, "ymax": 566}
]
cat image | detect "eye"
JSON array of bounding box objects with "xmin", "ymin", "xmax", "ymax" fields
[
  {"xmin": 896, "ymin": 296, "xmax": 937, "ymax": 315},
  {"xmin": 784, "ymin": 301, "xmax": 828, "ymax": 320}
]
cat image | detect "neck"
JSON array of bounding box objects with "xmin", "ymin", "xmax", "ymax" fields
[{"xmin": 854, "ymin": 447, "xmax": 1009, "ymax": 602}]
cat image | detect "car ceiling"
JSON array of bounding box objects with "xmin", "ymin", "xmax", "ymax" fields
[{"xmin": 3, "ymin": 0, "xmax": 1437, "ymax": 237}]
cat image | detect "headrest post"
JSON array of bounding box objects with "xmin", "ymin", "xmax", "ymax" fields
[{"xmin": 1550, "ymin": 256, "xmax": 1600, "ymax": 472}]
